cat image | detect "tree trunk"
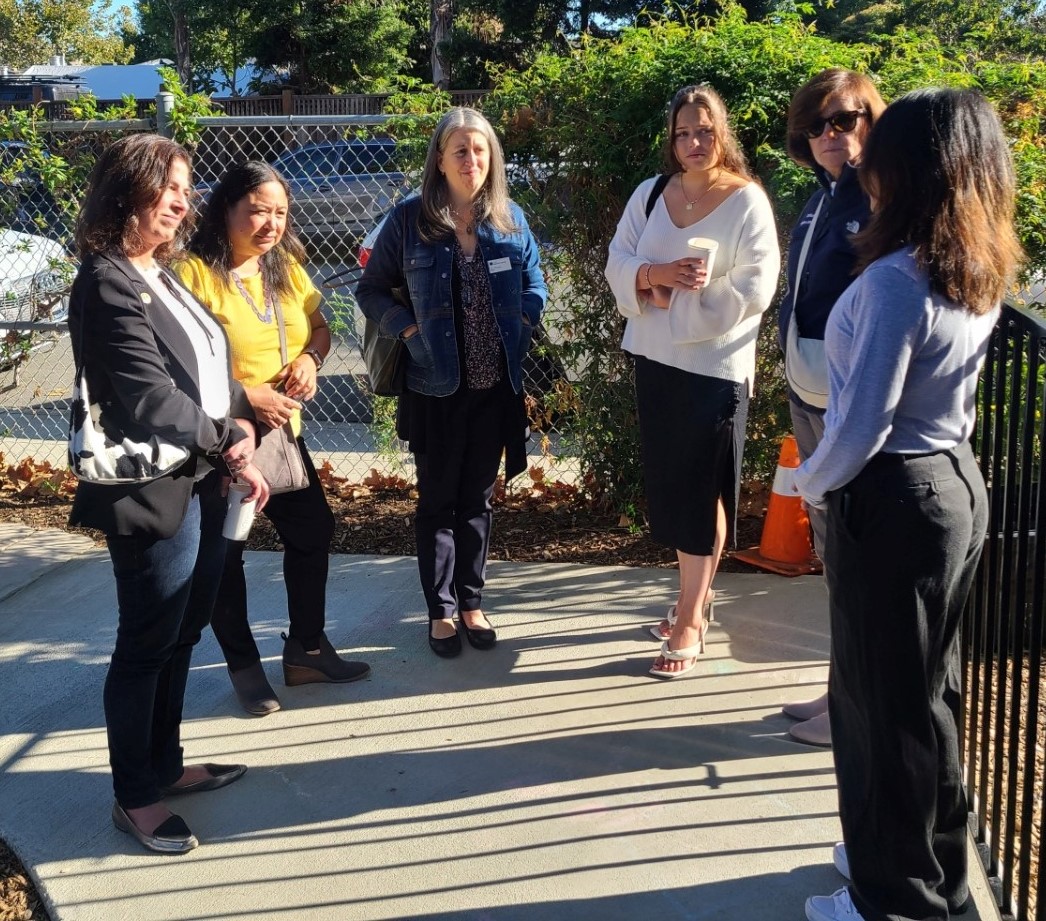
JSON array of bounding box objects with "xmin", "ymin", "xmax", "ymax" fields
[
  {"xmin": 167, "ymin": 1, "xmax": 191, "ymax": 90},
  {"xmin": 430, "ymin": 0, "xmax": 452, "ymax": 89}
]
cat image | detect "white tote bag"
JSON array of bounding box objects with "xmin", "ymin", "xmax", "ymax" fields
[{"xmin": 784, "ymin": 194, "xmax": 829, "ymax": 409}]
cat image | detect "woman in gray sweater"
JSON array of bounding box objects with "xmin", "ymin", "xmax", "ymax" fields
[{"xmin": 796, "ymin": 89, "xmax": 1021, "ymax": 921}]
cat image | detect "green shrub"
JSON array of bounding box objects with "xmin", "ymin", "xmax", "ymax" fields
[{"xmin": 482, "ymin": 6, "xmax": 1046, "ymax": 513}]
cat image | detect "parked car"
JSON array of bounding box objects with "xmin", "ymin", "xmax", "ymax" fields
[
  {"xmin": 269, "ymin": 139, "xmax": 411, "ymax": 239},
  {"xmin": 0, "ymin": 141, "xmax": 67, "ymax": 242},
  {"xmin": 0, "ymin": 225, "xmax": 73, "ymax": 372},
  {"xmin": 0, "ymin": 227, "xmax": 71, "ymax": 325}
]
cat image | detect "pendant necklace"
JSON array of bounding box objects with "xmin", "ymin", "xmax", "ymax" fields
[
  {"xmin": 231, "ymin": 270, "xmax": 273, "ymax": 324},
  {"xmin": 451, "ymin": 206, "xmax": 475, "ymax": 236},
  {"xmin": 680, "ymin": 170, "xmax": 721, "ymax": 211}
]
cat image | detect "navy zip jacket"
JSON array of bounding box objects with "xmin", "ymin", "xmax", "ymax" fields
[{"xmin": 778, "ymin": 163, "xmax": 871, "ymax": 357}]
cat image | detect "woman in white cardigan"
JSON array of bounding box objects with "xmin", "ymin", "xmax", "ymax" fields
[{"xmin": 605, "ymin": 84, "xmax": 779, "ymax": 679}]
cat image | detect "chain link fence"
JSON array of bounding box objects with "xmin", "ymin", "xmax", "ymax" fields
[{"xmin": 0, "ymin": 108, "xmax": 578, "ymax": 485}]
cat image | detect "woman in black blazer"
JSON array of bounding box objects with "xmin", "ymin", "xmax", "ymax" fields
[{"xmin": 69, "ymin": 134, "xmax": 270, "ymax": 854}]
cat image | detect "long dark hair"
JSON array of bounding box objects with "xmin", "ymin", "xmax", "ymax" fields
[
  {"xmin": 856, "ymin": 88, "xmax": 1022, "ymax": 315},
  {"xmin": 660, "ymin": 84, "xmax": 752, "ymax": 180},
  {"xmin": 189, "ymin": 160, "xmax": 307, "ymax": 297},
  {"xmin": 75, "ymin": 133, "xmax": 193, "ymax": 263}
]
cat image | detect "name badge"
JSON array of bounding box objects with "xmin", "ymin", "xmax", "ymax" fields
[{"xmin": 487, "ymin": 257, "xmax": 512, "ymax": 274}]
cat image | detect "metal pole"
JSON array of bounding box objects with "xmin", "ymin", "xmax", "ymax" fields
[{"xmin": 155, "ymin": 86, "xmax": 176, "ymax": 138}]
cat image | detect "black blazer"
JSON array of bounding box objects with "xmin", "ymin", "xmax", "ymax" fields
[{"xmin": 69, "ymin": 253, "xmax": 254, "ymax": 539}]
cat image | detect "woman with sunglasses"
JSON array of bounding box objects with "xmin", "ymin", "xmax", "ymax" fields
[
  {"xmin": 778, "ymin": 69, "xmax": 886, "ymax": 747},
  {"xmin": 797, "ymin": 87, "xmax": 1018, "ymax": 921}
]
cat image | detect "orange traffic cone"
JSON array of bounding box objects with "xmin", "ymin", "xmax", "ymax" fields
[{"xmin": 734, "ymin": 435, "xmax": 823, "ymax": 577}]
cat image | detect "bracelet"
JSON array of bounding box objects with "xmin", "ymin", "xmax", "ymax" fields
[{"xmin": 642, "ymin": 263, "xmax": 653, "ymax": 289}]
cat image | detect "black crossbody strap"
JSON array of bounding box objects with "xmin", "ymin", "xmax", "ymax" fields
[{"xmin": 644, "ymin": 174, "xmax": 671, "ymax": 219}]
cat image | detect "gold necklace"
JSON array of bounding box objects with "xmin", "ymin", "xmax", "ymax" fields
[{"xmin": 680, "ymin": 170, "xmax": 721, "ymax": 211}]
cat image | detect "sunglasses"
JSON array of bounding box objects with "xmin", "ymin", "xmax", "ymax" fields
[{"xmin": 804, "ymin": 110, "xmax": 866, "ymax": 139}]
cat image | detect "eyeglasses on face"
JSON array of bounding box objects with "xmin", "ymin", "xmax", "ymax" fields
[{"xmin": 804, "ymin": 110, "xmax": 866, "ymax": 139}]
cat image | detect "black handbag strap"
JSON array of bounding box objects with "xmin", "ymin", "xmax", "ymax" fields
[{"xmin": 645, "ymin": 174, "xmax": 671, "ymax": 219}]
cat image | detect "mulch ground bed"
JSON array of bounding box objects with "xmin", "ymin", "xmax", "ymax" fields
[{"xmin": 0, "ymin": 461, "xmax": 773, "ymax": 919}]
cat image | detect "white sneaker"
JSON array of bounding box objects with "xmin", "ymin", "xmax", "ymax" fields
[
  {"xmin": 805, "ymin": 887, "xmax": 866, "ymax": 921},
  {"xmin": 833, "ymin": 841, "xmax": 851, "ymax": 880}
]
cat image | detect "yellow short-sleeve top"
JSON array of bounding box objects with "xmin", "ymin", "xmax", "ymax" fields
[{"xmin": 176, "ymin": 255, "xmax": 321, "ymax": 436}]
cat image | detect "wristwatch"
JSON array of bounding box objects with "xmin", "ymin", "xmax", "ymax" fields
[{"xmin": 303, "ymin": 348, "xmax": 325, "ymax": 371}]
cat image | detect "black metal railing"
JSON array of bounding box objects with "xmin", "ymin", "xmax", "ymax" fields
[{"xmin": 965, "ymin": 301, "xmax": 1046, "ymax": 921}]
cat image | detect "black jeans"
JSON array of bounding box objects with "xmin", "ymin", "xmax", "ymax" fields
[
  {"xmin": 414, "ymin": 386, "xmax": 506, "ymax": 621},
  {"xmin": 103, "ymin": 473, "xmax": 226, "ymax": 809},
  {"xmin": 825, "ymin": 444, "xmax": 987, "ymax": 921},
  {"xmin": 211, "ymin": 441, "xmax": 334, "ymax": 672}
]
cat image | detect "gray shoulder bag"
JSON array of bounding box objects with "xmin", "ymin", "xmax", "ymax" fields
[{"xmin": 251, "ymin": 286, "xmax": 310, "ymax": 493}]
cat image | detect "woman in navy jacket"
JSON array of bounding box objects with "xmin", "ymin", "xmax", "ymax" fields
[
  {"xmin": 70, "ymin": 134, "xmax": 269, "ymax": 854},
  {"xmin": 777, "ymin": 69, "xmax": 885, "ymax": 747},
  {"xmin": 357, "ymin": 107, "xmax": 547, "ymax": 658}
]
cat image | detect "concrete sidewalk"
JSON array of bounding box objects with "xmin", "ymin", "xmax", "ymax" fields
[{"xmin": 0, "ymin": 523, "xmax": 996, "ymax": 921}]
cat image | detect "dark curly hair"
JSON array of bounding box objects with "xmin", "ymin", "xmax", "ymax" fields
[
  {"xmin": 74, "ymin": 133, "xmax": 193, "ymax": 263},
  {"xmin": 188, "ymin": 160, "xmax": 307, "ymax": 297}
]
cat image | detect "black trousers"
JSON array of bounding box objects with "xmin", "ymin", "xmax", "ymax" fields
[
  {"xmin": 825, "ymin": 443, "xmax": 987, "ymax": 921},
  {"xmin": 211, "ymin": 441, "xmax": 335, "ymax": 672},
  {"xmin": 414, "ymin": 386, "xmax": 506, "ymax": 621}
]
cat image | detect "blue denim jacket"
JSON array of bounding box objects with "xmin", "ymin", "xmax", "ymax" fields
[{"xmin": 356, "ymin": 197, "xmax": 547, "ymax": 397}]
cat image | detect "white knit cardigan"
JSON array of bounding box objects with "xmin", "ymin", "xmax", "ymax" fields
[{"xmin": 605, "ymin": 176, "xmax": 780, "ymax": 391}]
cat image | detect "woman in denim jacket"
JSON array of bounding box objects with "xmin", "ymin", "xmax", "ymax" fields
[{"xmin": 357, "ymin": 107, "xmax": 547, "ymax": 658}]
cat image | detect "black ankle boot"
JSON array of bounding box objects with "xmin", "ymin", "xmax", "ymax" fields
[
  {"xmin": 282, "ymin": 632, "xmax": 371, "ymax": 686},
  {"xmin": 228, "ymin": 662, "xmax": 281, "ymax": 716}
]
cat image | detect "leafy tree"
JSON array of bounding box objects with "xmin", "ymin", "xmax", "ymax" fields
[
  {"xmin": 132, "ymin": 0, "xmax": 255, "ymax": 94},
  {"xmin": 250, "ymin": 0, "xmax": 415, "ymax": 92},
  {"xmin": 809, "ymin": 0, "xmax": 1046, "ymax": 55},
  {"xmin": 0, "ymin": 0, "xmax": 132, "ymax": 68}
]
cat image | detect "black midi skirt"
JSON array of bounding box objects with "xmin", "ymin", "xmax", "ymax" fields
[{"xmin": 632, "ymin": 353, "xmax": 749, "ymax": 556}]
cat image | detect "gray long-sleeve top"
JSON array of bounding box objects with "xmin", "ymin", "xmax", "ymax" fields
[{"xmin": 794, "ymin": 248, "xmax": 998, "ymax": 508}]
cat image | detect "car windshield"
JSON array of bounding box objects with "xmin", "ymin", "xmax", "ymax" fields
[{"xmin": 343, "ymin": 143, "xmax": 398, "ymax": 174}]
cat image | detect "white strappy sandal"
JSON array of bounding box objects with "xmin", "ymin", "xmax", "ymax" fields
[
  {"xmin": 648, "ymin": 591, "xmax": 716, "ymax": 641},
  {"xmin": 649, "ymin": 623, "xmax": 709, "ymax": 679}
]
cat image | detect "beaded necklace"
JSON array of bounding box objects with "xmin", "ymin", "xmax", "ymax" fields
[{"xmin": 230, "ymin": 269, "xmax": 273, "ymax": 324}]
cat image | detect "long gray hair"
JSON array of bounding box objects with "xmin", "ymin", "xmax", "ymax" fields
[{"xmin": 418, "ymin": 107, "xmax": 518, "ymax": 242}]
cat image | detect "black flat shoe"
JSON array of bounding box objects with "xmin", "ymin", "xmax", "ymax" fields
[
  {"xmin": 112, "ymin": 801, "xmax": 198, "ymax": 854},
  {"xmin": 428, "ymin": 624, "xmax": 462, "ymax": 658},
  {"xmin": 161, "ymin": 763, "xmax": 247, "ymax": 797},
  {"xmin": 458, "ymin": 616, "xmax": 497, "ymax": 650}
]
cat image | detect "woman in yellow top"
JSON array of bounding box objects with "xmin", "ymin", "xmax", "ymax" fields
[{"xmin": 178, "ymin": 161, "xmax": 370, "ymax": 715}]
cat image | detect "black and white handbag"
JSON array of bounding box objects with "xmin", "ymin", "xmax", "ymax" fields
[
  {"xmin": 67, "ymin": 294, "xmax": 191, "ymax": 484},
  {"xmin": 68, "ymin": 370, "xmax": 191, "ymax": 483}
]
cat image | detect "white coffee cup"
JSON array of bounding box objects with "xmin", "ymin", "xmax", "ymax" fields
[
  {"xmin": 687, "ymin": 236, "xmax": 719, "ymax": 286},
  {"xmin": 222, "ymin": 481, "xmax": 257, "ymax": 541}
]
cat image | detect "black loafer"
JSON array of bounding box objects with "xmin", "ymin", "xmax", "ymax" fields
[
  {"xmin": 112, "ymin": 801, "xmax": 198, "ymax": 854},
  {"xmin": 161, "ymin": 763, "xmax": 247, "ymax": 797},
  {"xmin": 428, "ymin": 624, "xmax": 462, "ymax": 658},
  {"xmin": 458, "ymin": 617, "xmax": 497, "ymax": 650}
]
